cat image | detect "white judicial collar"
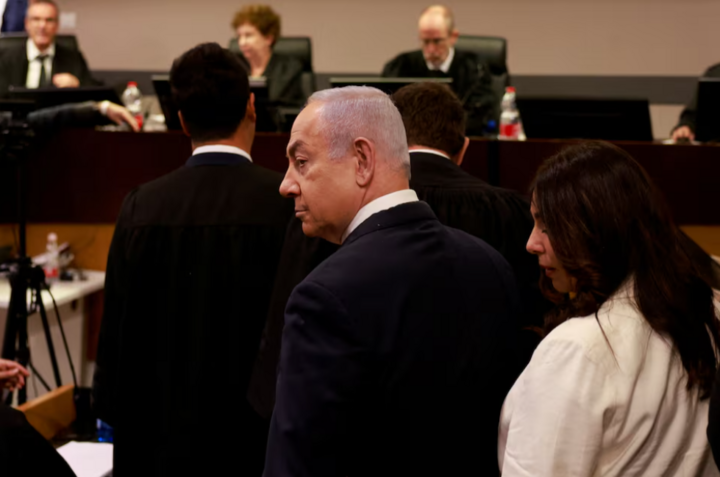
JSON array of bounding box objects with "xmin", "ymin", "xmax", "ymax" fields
[
  {"xmin": 426, "ymin": 47, "xmax": 455, "ymax": 74},
  {"xmin": 26, "ymin": 39, "xmax": 55, "ymax": 88},
  {"xmin": 192, "ymin": 144, "xmax": 253, "ymax": 163},
  {"xmin": 341, "ymin": 189, "xmax": 419, "ymax": 243}
]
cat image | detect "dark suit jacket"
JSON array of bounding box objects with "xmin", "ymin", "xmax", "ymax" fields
[
  {"xmin": 382, "ymin": 49, "xmax": 498, "ymax": 135},
  {"xmin": 673, "ymin": 62, "xmax": 720, "ymax": 134},
  {"xmin": 93, "ymin": 152, "xmax": 292, "ymax": 477},
  {"xmin": 0, "ymin": 41, "xmax": 96, "ymax": 97},
  {"xmin": 265, "ymin": 201, "xmax": 521, "ymax": 477},
  {"xmin": 0, "ymin": 404, "xmax": 76, "ymax": 476},
  {"xmin": 247, "ymin": 152, "xmax": 548, "ymax": 419}
]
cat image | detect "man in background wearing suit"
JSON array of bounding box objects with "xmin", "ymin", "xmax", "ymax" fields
[
  {"xmin": 382, "ymin": 5, "xmax": 497, "ymax": 136},
  {"xmin": 264, "ymin": 86, "xmax": 521, "ymax": 477},
  {"xmin": 0, "ymin": 0, "xmax": 95, "ymax": 96},
  {"xmin": 93, "ymin": 43, "xmax": 291, "ymax": 477},
  {"xmin": 392, "ymin": 82, "xmax": 549, "ymax": 363}
]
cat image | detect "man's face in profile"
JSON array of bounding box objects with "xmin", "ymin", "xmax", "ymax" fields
[
  {"xmin": 418, "ymin": 14, "xmax": 457, "ymax": 68},
  {"xmin": 280, "ymin": 103, "xmax": 361, "ymax": 244},
  {"xmin": 25, "ymin": 2, "xmax": 59, "ymax": 51}
]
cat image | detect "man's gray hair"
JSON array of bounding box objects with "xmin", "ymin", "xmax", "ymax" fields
[{"xmin": 307, "ymin": 86, "xmax": 410, "ymax": 177}]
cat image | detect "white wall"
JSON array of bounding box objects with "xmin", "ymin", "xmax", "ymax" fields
[{"xmin": 58, "ymin": 0, "xmax": 720, "ymax": 75}]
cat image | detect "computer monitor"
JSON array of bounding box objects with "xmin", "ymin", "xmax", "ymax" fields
[
  {"xmin": 329, "ymin": 77, "xmax": 453, "ymax": 95},
  {"xmin": 516, "ymin": 97, "xmax": 653, "ymax": 142},
  {"xmin": 152, "ymin": 75, "xmax": 273, "ymax": 132},
  {"xmin": 7, "ymin": 86, "xmax": 121, "ymax": 110},
  {"xmin": 695, "ymin": 78, "xmax": 720, "ymax": 143}
]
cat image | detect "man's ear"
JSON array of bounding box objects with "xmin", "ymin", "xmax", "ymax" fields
[
  {"xmin": 448, "ymin": 28, "xmax": 460, "ymax": 46},
  {"xmin": 178, "ymin": 111, "xmax": 191, "ymax": 137},
  {"xmin": 451, "ymin": 136, "xmax": 470, "ymax": 166},
  {"xmin": 244, "ymin": 93, "xmax": 257, "ymax": 125},
  {"xmin": 353, "ymin": 137, "xmax": 376, "ymax": 187}
]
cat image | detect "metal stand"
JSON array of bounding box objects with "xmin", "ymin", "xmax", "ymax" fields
[{"xmin": 0, "ymin": 119, "xmax": 63, "ymax": 405}]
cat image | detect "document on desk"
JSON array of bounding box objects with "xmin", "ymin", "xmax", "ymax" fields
[{"xmin": 57, "ymin": 441, "xmax": 113, "ymax": 477}]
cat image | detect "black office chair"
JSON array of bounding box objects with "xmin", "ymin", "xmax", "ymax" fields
[
  {"xmin": 0, "ymin": 33, "xmax": 79, "ymax": 54},
  {"xmin": 455, "ymin": 35, "xmax": 509, "ymax": 99}
]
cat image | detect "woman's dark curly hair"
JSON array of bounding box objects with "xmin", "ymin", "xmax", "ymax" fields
[{"xmin": 531, "ymin": 140, "xmax": 719, "ymax": 398}]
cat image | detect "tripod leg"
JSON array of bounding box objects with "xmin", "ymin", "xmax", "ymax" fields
[
  {"xmin": 35, "ymin": 288, "xmax": 62, "ymax": 388},
  {"xmin": 2, "ymin": 270, "xmax": 30, "ymax": 405}
]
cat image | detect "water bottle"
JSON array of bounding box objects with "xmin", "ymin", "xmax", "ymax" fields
[
  {"xmin": 121, "ymin": 81, "xmax": 143, "ymax": 130},
  {"xmin": 97, "ymin": 419, "xmax": 114, "ymax": 442},
  {"xmin": 43, "ymin": 232, "xmax": 59, "ymax": 281},
  {"xmin": 499, "ymin": 86, "xmax": 526, "ymax": 141}
]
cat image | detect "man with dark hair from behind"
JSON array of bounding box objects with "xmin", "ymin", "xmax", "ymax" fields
[
  {"xmin": 93, "ymin": 43, "xmax": 292, "ymax": 476},
  {"xmin": 392, "ymin": 82, "xmax": 550, "ymax": 360}
]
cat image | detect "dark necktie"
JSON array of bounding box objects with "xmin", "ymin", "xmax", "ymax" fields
[{"xmin": 37, "ymin": 54, "xmax": 49, "ymax": 87}]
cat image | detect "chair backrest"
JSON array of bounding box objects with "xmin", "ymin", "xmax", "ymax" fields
[
  {"xmin": 455, "ymin": 35, "xmax": 509, "ymax": 99},
  {"xmin": 227, "ymin": 36, "xmax": 313, "ymax": 73},
  {"xmin": 0, "ymin": 33, "xmax": 79, "ymax": 54}
]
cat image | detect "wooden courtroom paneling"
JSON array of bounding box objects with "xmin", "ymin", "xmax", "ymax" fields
[
  {"xmin": 1, "ymin": 131, "xmax": 716, "ymax": 226},
  {"xmin": 496, "ymin": 140, "xmax": 720, "ymax": 225}
]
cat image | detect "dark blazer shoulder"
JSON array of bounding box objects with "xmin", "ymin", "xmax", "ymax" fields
[{"xmin": 382, "ymin": 50, "xmax": 425, "ymax": 76}]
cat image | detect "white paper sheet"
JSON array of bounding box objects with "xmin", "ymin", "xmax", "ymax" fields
[{"xmin": 56, "ymin": 441, "xmax": 113, "ymax": 477}]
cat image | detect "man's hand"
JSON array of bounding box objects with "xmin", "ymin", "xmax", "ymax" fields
[
  {"xmin": 52, "ymin": 73, "xmax": 80, "ymax": 88},
  {"xmin": 0, "ymin": 359, "xmax": 29, "ymax": 392},
  {"xmin": 100, "ymin": 101, "xmax": 140, "ymax": 132},
  {"xmin": 671, "ymin": 125, "xmax": 695, "ymax": 142}
]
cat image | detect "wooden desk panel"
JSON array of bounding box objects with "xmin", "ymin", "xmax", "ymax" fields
[
  {"xmin": 497, "ymin": 140, "xmax": 720, "ymax": 224},
  {"xmin": 0, "ymin": 131, "xmax": 716, "ymax": 225}
]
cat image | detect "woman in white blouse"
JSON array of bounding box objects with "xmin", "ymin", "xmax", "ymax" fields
[{"xmin": 498, "ymin": 141, "xmax": 720, "ymax": 476}]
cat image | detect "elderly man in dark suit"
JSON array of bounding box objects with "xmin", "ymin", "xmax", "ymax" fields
[
  {"xmin": 0, "ymin": 0, "xmax": 95, "ymax": 96},
  {"xmin": 264, "ymin": 86, "xmax": 521, "ymax": 477},
  {"xmin": 93, "ymin": 43, "xmax": 292, "ymax": 477},
  {"xmin": 382, "ymin": 5, "xmax": 497, "ymax": 135}
]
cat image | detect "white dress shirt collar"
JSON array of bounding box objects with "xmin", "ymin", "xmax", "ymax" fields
[
  {"xmin": 26, "ymin": 39, "xmax": 55, "ymax": 88},
  {"xmin": 341, "ymin": 189, "xmax": 419, "ymax": 243},
  {"xmin": 426, "ymin": 47, "xmax": 455, "ymax": 74},
  {"xmin": 192, "ymin": 144, "xmax": 253, "ymax": 163},
  {"xmin": 409, "ymin": 148, "xmax": 451, "ymax": 160},
  {"xmin": 27, "ymin": 38, "xmax": 55, "ymax": 61}
]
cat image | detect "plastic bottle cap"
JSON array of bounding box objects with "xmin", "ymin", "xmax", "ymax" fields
[
  {"xmin": 127, "ymin": 81, "xmax": 138, "ymax": 88},
  {"xmin": 506, "ymin": 86, "xmax": 516, "ymax": 93}
]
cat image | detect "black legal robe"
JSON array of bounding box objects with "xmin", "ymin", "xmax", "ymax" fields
[
  {"xmin": 0, "ymin": 404, "xmax": 76, "ymax": 477},
  {"xmin": 673, "ymin": 62, "xmax": 720, "ymax": 135},
  {"xmin": 382, "ymin": 49, "xmax": 498, "ymax": 135},
  {"xmin": 237, "ymin": 52, "xmax": 306, "ymax": 108},
  {"xmin": 93, "ymin": 152, "xmax": 293, "ymax": 477},
  {"xmin": 409, "ymin": 151, "xmax": 548, "ymax": 331}
]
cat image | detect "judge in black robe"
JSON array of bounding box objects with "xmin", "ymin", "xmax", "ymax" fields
[
  {"xmin": 382, "ymin": 49, "xmax": 498, "ymax": 136},
  {"xmin": 671, "ymin": 62, "xmax": 720, "ymax": 141},
  {"xmin": 237, "ymin": 53, "xmax": 305, "ymax": 108},
  {"xmin": 92, "ymin": 43, "xmax": 292, "ymax": 477}
]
